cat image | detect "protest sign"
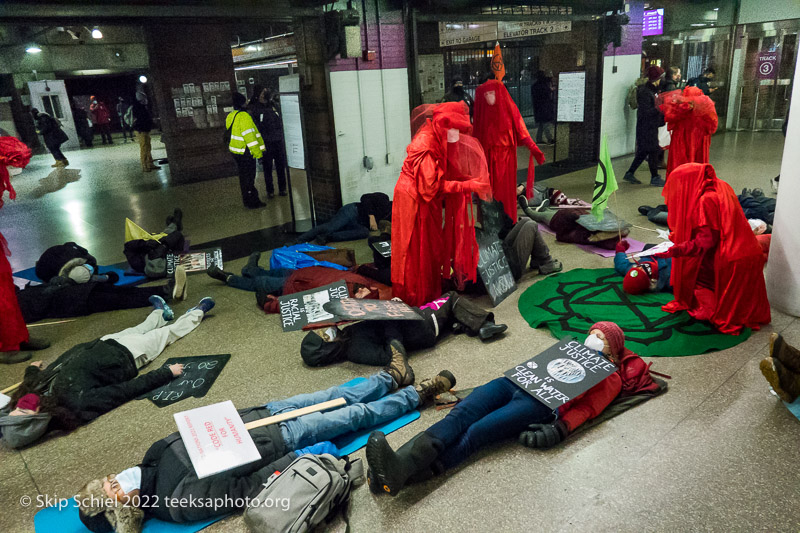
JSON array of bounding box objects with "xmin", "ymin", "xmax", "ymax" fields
[
  {"xmin": 370, "ymin": 240, "xmax": 391, "ymax": 258},
  {"xmin": 174, "ymin": 400, "xmax": 261, "ymax": 479},
  {"xmin": 143, "ymin": 354, "xmax": 231, "ymax": 407},
  {"xmin": 504, "ymin": 338, "xmax": 617, "ymax": 409},
  {"xmin": 166, "ymin": 248, "xmax": 223, "ymax": 276},
  {"xmin": 476, "ymin": 228, "xmax": 517, "ymax": 306},
  {"xmin": 323, "ymin": 298, "xmax": 424, "ymax": 321},
  {"xmin": 278, "ymin": 281, "xmax": 349, "ymax": 332}
]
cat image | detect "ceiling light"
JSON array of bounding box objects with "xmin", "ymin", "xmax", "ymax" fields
[
  {"xmin": 139, "ymin": 75, "xmax": 148, "ymax": 83},
  {"xmin": 26, "ymin": 45, "xmax": 42, "ymax": 54},
  {"xmin": 690, "ymin": 23, "xmax": 707, "ymax": 27},
  {"xmin": 91, "ymin": 28, "xmax": 103, "ymax": 39},
  {"xmin": 713, "ymin": 7, "xmax": 719, "ymax": 11}
]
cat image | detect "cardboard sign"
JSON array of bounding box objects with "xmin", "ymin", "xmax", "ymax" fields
[
  {"xmin": 166, "ymin": 248, "xmax": 223, "ymax": 276},
  {"xmin": 278, "ymin": 281, "xmax": 349, "ymax": 332},
  {"xmin": 174, "ymin": 400, "xmax": 261, "ymax": 479},
  {"xmin": 143, "ymin": 354, "xmax": 231, "ymax": 407},
  {"xmin": 504, "ymin": 339, "xmax": 617, "ymax": 409},
  {"xmin": 476, "ymin": 228, "xmax": 517, "ymax": 306},
  {"xmin": 370, "ymin": 240, "xmax": 391, "ymax": 258},
  {"xmin": 323, "ymin": 298, "xmax": 424, "ymax": 321}
]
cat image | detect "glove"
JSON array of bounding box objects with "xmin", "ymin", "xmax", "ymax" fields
[
  {"xmin": 615, "ymin": 240, "xmax": 630, "ymax": 253},
  {"xmin": 519, "ymin": 420, "xmax": 568, "ymax": 449},
  {"xmin": 295, "ymin": 441, "xmax": 340, "ymax": 458}
]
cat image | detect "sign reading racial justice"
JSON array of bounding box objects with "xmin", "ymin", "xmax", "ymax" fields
[
  {"xmin": 504, "ymin": 339, "xmax": 617, "ymax": 409},
  {"xmin": 278, "ymin": 281, "xmax": 349, "ymax": 332}
]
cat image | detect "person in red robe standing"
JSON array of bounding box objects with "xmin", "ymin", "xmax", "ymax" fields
[
  {"xmin": 656, "ymin": 163, "xmax": 770, "ymax": 335},
  {"xmin": 658, "ymin": 86, "xmax": 718, "ymax": 178},
  {"xmin": 473, "ymin": 79, "xmax": 545, "ymax": 222},
  {"xmin": 392, "ymin": 102, "xmax": 490, "ymax": 307}
]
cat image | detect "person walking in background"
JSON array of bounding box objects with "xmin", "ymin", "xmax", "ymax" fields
[
  {"xmin": 71, "ymin": 105, "xmax": 94, "ymax": 148},
  {"xmin": 531, "ymin": 70, "xmax": 555, "ymax": 145},
  {"xmin": 131, "ymin": 97, "xmax": 159, "ymax": 172},
  {"xmin": 116, "ymin": 97, "xmax": 133, "ymax": 143},
  {"xmin": 622, "ymin": 65, "xmax": 665, "ymax": 187},
  {"xmin": 441, "ymin": 76, "xmax": 474, "ymax": 117},
  {"xmin": 227, "ymin": 91, "xmax": 266, "ymax": 209},
  {"xmin": 31, "ymin": 108, "xmax": 69, "ymax": 168},
  {"xmin": 89, "ymin": 97, "xmax": 113, "ymax": 145},
  {"xmin": 249, "ymin": 86, "xmax": 287, "ymax": 198}
]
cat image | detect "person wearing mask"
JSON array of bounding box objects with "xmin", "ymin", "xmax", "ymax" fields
[
  {"xmin": 441, "ymin": 76, "xmax": 474, "ymax": 117},
  {"xmin": 116, "ymin": 97, "xmax": 133, "ymax": 143},
  {"xmin": 249, "ymin": 86, "xmax": 287, "ymax": 198},
  {"xmin": 227, "ymin": 92, "xmax": 266, "ymax": 209},
  {"xmin": 31, "ymin": 108, "xmax": 69, "ymax": 167},
  {"xmin": 661, "ymin": 67, "xmax": 682, "ymax": 94},
  {"xmin": 131, "ymin": 96, "xmax": 159, "ymax": 172},
  {"xmin": 89, "ymin": 97, "xmax": 113, "ymax": 145},
  {"xmin": 622, "ymin": 65, "xmax": 666, "ymax": 187},
  {"xmin": 531, "ymin": 70, "xmax": 556, "ymax": 145}
]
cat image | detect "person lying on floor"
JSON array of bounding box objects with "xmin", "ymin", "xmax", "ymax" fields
[
  {"xmin": 0, "ymin": 296, "xmax": 214, "ymax": 448},
  {"xmin": 294, "ymin": 192, "xmax": 392, "ymax": 245},
  {"xmin": 300, "ymin": 291, "xmax": 507, "ymax": 371},
  {"xmin": 519, "ymin": 200, "xmax": 628, "ymax": 250},
  {"xmin": 760, "ymin": 333, "xmax": 800, "ymax": 404},
  {"xmin": 366, "ymin": 321, "xmax": 658, "ymax": 496},
  {"xmin": 496, "ymin": 196, "xmax": 562, "ymax": 277},
  {"xmin": 613, "ymin": 240, "xmax": 672, "ymax": 294},
  {"xmin": 75, "ymin": 366, "xmax": 454, "ymax": 532},
  {"xmin": 516, "ymin": 184, "xmax": 590, "ymax": 212}
]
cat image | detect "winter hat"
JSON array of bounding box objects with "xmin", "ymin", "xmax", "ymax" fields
[
  {"xmin": 300, "ymin": 328, "xmax": 345, "ymax": 367},
  {"xmin": 16, "ymin": 393, "xmax": 39, "ymax": 412},
  {"xmin": 646, "ymin": 65, "xmax": 665, "ymax": 81},
  {"xmin": 59, "ymin": 257, "xmax": 92, "ymax": 283},
  {"xmin": 588, "ymin": 321, "xmax": 625, "ymax": 357},
  {"xmin": 623, "ymin": 266, "xmax": 651, "ymax": 295},
  {"xmin": 232, "ymin": 91, "xmax": 247, "ymax": 110}
]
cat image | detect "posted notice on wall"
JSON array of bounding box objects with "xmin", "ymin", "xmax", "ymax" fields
[
  {"xmin": 174, "ymin": 400, "xmax": 261, "ymax": 479},
  {"xmin": 504, "ymin": 339, "xmax": 617, "ymax": 409},
  {"xmin": 280, "ymin": 94, "xmax": 305, "ymax": 170},
  {"xmin": 557, "ymin": 71, "xmax": 586, "ymax": 122}
]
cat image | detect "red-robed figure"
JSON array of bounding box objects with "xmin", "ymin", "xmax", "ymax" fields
[
  {"xmin": 392, "ymin": 102, "xmax": 490, "ymax": 306},
  {"xmin": 473, "ymin": 79, "xmax": 545, "ymax": 221},
  {"xmin": 0, "ymin": 137, "xmax": 33, "ymax": 355},
  {"xmin": 658, "ymin": 163, "xmax": 770, "ymax": 335},
  {"xmin": 658, "ymin": 86, "xmax": 718, "ymax": 177}
]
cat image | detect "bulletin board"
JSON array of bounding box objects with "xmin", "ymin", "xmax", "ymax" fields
[
  {"xmin": 557, "ymin": 71, "xmax": 585, "ymax": 122},
  {"xmin": 171, "ymin": 80, "xmax": 233, "ymax": 129}
]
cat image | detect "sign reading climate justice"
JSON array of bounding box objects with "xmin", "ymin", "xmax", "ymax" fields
[{"xmin": 504, "ymin": 339, "xmax": 617, "ymax": 409}]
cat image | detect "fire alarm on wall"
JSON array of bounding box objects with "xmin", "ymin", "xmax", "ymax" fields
[{"xmin": 362, "ymin": 49, "xmax": 376, "ymax": 61}]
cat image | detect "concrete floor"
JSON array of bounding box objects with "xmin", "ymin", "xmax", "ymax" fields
[{"xmin": 2, "ymin": 131, "xmax": 798, "ymax": 532}]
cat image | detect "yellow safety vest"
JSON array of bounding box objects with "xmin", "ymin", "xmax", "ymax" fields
[{"xmin": 226, "ymin": 111, "xmax": 264, "ymax": 159}]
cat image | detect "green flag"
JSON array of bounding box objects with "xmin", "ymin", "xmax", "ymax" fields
[{"xmin": 591, "ymin": 135, "xmax": 618, "ymax": 221}]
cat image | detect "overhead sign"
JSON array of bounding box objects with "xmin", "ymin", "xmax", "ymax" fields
[
  {"xmin": 174, "ymin": 400, "xmax": 261, "ymax": 479},
  {"xmin": 504, "ymin": 339, "xmax": 617, "ymax": 409},
  {"xmin": 439, "ymin": 19, "xmax": 572, "ymax": 47},
  {"xmin": 498, "ymin": 20, "xmax": 572, "ymax": 40},
  {"xmin": 557, "ymin": 71, "xmax": 585, "ymax": 122},
  {"xmin": 232, "ymin": 35, "xmax": 295, "ymax": 63},
  {"xmin": 278, "ymin": 281, "xmax": 349, "ymax": 332},
  {"xmin": 642, "ymin": 9, "xmax": 664, "ymax": 37}
]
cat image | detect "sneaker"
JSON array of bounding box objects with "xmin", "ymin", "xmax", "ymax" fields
[
  {"xmin": 538, "ymin": 259, "xmax": 563, "ymax": 275},
  {"xmin": 187, "ymin": 297, "xmax": 215, "ymax": 315},
  {"xmin": 415, "ymin": 371, "xmax": 456, "ymax": 406},
  {"xmin": 173, "ymin": 265, "xmax": 187, "ymax": 300},
  {"xmin": 535, "ymin": 199, "xmax": 551, "ymax": 212},
  {"xmin": 623, "ymin": 172, "xmax": 642, "ymax": 185},
  {"xmin": 207, "ymin": 265, "xmax": 232, "ymax": 284},
  {"xmin": 650, "ymin": 175, "xmax": 666, "ymax": 187},
  {"xmin": 384, "ymin": 340, "xmax": 414, "ymax": 388},
  {"xmin": 149, "ymin": 295, "xmax": 174, "ymax": 321}
]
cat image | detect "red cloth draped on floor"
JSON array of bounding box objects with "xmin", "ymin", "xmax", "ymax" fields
[
  {"xmin": 473, "ymin": 80, "xmax": 545, "ymax": 221},
  {"xmin": 658, "ymin": 87, "xmax": 718, "ymax": 178},
  {"xmin": 0, "ymin": 137, "xmax": 32, "ymax": 352},
  {"xmin": 661, "ymin": 163, "xmax": 770, "ymax": 335},
  {"xmin": 392, "ymin": 102, "xmax": 490, "ymax": 306}
]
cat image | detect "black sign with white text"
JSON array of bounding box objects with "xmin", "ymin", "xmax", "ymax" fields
[
  {"xmin": 476, "ymin": 228, "xmax": 516, "ymax": 306},
  {"xmin": 323, "ymin": 298, "xmax": 424, "ymax": 321},
  {"xmin": 278, "ymin": 281, "xmax": 349, "ymax": 332},
  {"xmin": 142, "ymin": 354, "xmax": 231, "ymax": 407}
]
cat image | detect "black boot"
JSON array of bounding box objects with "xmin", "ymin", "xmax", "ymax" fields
[
  {"xmin": 478, "ymin": 320, "xmax": 508, "ymax": 341},
  {"xmin": 19, "ymin": 337, "xmax": 50, "ymax": 351},
  {"xmin": 246, "ymin": 252, "xmax": 262, "ymax": 269},
  {"xmin": 207, "ymin": 265, "xmax": 233, "ymax": 284},
  {"xmin": 0, "ymin": 351, "xmax": 32, "ymax": 364},
  {"xmin": 451, "ymin": 295, "xmax": 492, "ymax": 336},
  {"xmin": 366, "ymin": 431, "xmax": 443, "ymax": 496}
]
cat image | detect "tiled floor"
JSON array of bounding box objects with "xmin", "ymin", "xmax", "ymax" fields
[{"xmin": 1, "ymin": 130, "xmax": 797, "ymax": 532}]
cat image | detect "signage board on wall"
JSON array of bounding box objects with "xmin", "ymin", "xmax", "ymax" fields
[
  {"xmin": 642, "ymin": 9, "xmax": 664, "ymax": 37},
  {"xmin": 438, "ymin": 22, "xmax": 498, "ymax": 47},
  {"xmin": 757, "ymin": 48, "xmax": 779, "ymax": 80},
  {"xmin": 498, "ymin": 20, "xmax": 572, "ymax": 40},
  {"xmin": 280, "ymin": 94, "xmax": 305, "ymax": 170},
  {"xmin": 557, "ymin": 71, "xmax": 585, "ymax": 122}
]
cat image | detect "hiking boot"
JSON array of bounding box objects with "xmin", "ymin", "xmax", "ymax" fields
[
  {"xmin": 0, "ymin": 351, "xmax": 32, "ymax": 364},
  {"xmin": 187, "ymin": 297, "xmax": 215, "ymax": 315},
  {"xmin": 478, "ymin": 321, "xmax": 507, "ymax": 341},
  {"xmin": 760, "ymin": 357, "xmax": 800, "ymax": 403},
  {"xmin": 149, "ymin": 295, "xmax": 174, "ymax": 321},
  {"xmin": 415, "ymin": 370, "xmax": 456, "ymax": 406},
  {"xmin": 384, "ymin": 340, "xmax": 414, "ymax": 388},
  {"xmin": 770, "ymin": 333, "xmax": 800, "ymax": 374},
  {"xmin": 207, "ymin": 265, "xmax": 233, "ymax": 284},
  {"xmin": 650, "ymin": 175, "xmax": 666, "ymax": 187},
  {"xmin": 623, "ymin": 172, "xmax": 641, "ymax": 184},
  {"xmin": 538, "ymin": 259, "xmax": 563, "ymax": 275}
]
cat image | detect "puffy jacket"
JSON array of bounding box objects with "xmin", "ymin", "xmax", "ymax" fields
[
  {"xmin": 35, "ymin": 242, "xmax": 97, "ymax": 283},
  {"xmin": 226, "ymin": 111, "xmax": 264, "ymax": 159}
]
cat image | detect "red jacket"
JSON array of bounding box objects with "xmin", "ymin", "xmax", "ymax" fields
[{"xmin": 90, "ymin": 102, "xmax": 111, "ymax": 125}]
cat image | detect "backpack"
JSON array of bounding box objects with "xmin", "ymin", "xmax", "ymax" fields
[
  {"xmin": 223, "ymin": 111, "xmax": 241, "ymax": 146},
  {"xmin": 627, "ymin": 78, "xmax": 647, "ymax": 110},
  {"xmin": 243, "ymin": 453, "xmax": 364, "ymax": 533}
]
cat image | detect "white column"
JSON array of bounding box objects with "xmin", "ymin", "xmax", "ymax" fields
[{"xmin": 765, "ymin": 55, "xmax": 800, "ymax": 316}]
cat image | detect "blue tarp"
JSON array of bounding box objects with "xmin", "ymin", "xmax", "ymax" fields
[{"xmin": 269, "ymin": 244, "xmax": 348, "ymax": 272}]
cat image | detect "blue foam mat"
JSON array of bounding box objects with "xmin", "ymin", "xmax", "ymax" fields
[
  {"xmin": 35, "ymin": 376, "xmax": 420, "ymax": 532},
  {"xmin": 784, "ymin": 398, "xmax": 800, "ymax": 420},
  {"xmin": 14, "ymin": 265, "xmax": 146, "ymax": 287}
]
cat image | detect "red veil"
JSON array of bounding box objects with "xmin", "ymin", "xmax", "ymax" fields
[
  {"xmin": 662, "ymin": 163, "xmax": 770, "ymax": 334},
  {"xmin": 473, "ymin": 80, "xmax": 545, "ymax": 221},
  {"xmin": 658, "ymin": 86, "xmax": 718, "ymax": 177}
]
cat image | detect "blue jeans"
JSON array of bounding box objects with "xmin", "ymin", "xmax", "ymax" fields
[
  {"xmin": 226, "ymin": 265, "xmax": 292, "ymax": 293},
  {"xmin": 427, "ymin": 377, "xmax": 553, "ymax": 470},
  {"xmin": 266, "ymin": 372, "xmax": 420, "ymax": 450},
  {"xmin": 297, "ymin": 203, "xmax": 369, "ymax": 243}
]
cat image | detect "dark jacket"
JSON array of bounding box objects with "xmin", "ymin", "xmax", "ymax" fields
[
  {"xmin": 531, "ymin": 78, "xmax": 556, "ymax": 123},
  {"xmin": 35, "ymin": 242, "xmax": 97, "ymax": 283},
  {"xmin": 661, "ymin": 79, "xmax": 680, "ymax": 93},
  {"xmin": 357, "ymin": 192, "xmax": 392, "ymax": 227},
  {"xmin": 140, "ymin": 405, "xmax": 294, "ymax": 523},
  {"xmin": 248, "ymin": 100, "xmax": 283, "ymax": 142},
  {"xmin": 132, "ymin": 102, "xmax": 153, "ymax": 133},
  {"xmin": 34, "ymin": 113, "xmax": 68, "ymax": 148},
  {"xmin": 635, "ymin": 82, "xmax": 664, "ymax": 152},
  {"xmin": 16, "ymin": 281, "xmax": 99, "ymax": 323}
]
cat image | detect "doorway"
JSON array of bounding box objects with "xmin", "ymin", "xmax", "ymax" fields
[{"xmin": 27, "ymin": 80, "xmax": 79, "ymax": 150}]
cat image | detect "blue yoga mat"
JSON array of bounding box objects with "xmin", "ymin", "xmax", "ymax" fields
[
  {"xmin": 14, "ymin": 265, "xmax": 146, "ymax": 287},
  {"xmin": 34, "ymin": 377, "xmax": 420, "ymax": 533},
  {"xmin": 784, "ymin": 398, "xmax": 800, "ymax": 420}
]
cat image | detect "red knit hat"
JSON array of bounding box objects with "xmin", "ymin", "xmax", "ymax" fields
[
  {"xmin": 623, "ymin": 266, "xmax": 651, "ymax": 295},
  {"xmin": 16, "ymin": 393, "xmax": 40, "ymax": 412},
  {"xmin": 588, "ymin": 322, "xmax": 625, "ymax": 357},
  {"xmin": 647, "ymin": 65, "xmax": 665, "ymax": 81}
]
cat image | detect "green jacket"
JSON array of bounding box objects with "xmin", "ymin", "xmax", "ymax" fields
[{"xmin": 226, "ymin": 110, "xmax": 264, "ymax": 159}]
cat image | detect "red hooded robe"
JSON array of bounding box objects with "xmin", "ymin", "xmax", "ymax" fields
[
  {"xmin": 661, "ymin": 163, "xmax": 770, "ymax": 335},
  {"xmin": 392, "ymin": 102, "xmax": 490, "ymax": 306},
  {"xmin": 473, "ymin": 80, "xmax": 545, "ymax": 221},
  {"xmin": 659, "ymin": 86, "xmax": 718, "ymax": 177},
  {"xmin": 0, "ymin": 137, "xmax": 32, "ymax": 352}
]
